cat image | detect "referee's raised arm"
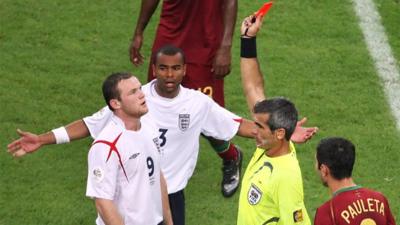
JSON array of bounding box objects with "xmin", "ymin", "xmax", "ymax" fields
[
  {"xmin": 239, "ymin": 14, "xmax": 318, "ymax": 144},
  {"xmin": 240, "ymin": 15, "xmax": 266, "ymax": 117}
]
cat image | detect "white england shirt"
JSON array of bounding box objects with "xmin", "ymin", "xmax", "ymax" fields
[
  {"xmin": 86, "ymin": 115, "xmax": 163, "ymax": 225},
  {"xmin": 84, "ymin": 79, "xmax": 241, "ymax": 193}
]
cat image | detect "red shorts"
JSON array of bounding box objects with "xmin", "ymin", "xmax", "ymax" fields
[{"xmin": 148, "ymin": 62, "xmax": 225, "ymax": 107}]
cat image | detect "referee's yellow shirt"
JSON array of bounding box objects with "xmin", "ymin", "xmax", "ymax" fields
[{"xmin": 237, "ymin": 143, "xmax": 310, "ymax": 225}]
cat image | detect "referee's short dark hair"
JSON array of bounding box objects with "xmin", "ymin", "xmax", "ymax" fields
[
  {"xmin": 253, "ymin": 97, "xmax": 298, "ymax": 141},
  {"xmin": 316, "ymin": 137, "xmax": 356, "ymax": 180},
  {"xmin": 102, "ymin": 72, "xmax": 133, "ymax": 111},
  {"xmin": 153, "ymin": 44, "xmax": 186, "ymax": 64}
]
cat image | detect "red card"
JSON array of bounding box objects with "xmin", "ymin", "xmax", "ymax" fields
[{"xmin": 255, "ymin": 2, "xmax": 273, "ymax": 17}]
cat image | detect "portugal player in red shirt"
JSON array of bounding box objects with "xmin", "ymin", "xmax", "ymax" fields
[{"xmin": 314, "ymin": 137, "xmax": 396, "ymax": 225}]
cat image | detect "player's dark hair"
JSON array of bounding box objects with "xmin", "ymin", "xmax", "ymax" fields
[
  {"xmin": 316, "ymin": 137, "xmax": 355, "ymax": 180},
  {"xmin": 102, "ymin": 72, "xmax": 133, "ymax": 111},
  {"xmin": 253, "ymin": 97, "xmax": 298, "ymax": 141},
  {"xmin": 153, "ymin": 44, "xmax": 186, "ymax": 64}
]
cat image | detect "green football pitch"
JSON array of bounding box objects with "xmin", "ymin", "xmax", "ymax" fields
[{"xmin": 1, "ymin": 0, "xmax": 399, "ymax": 224}]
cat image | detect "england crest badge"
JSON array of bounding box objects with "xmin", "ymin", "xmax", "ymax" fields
[
  {"xmin": 178, "ymin": 114, "xmax": 190, "ymax": 131},
  {"xmin": 248, "ymin": 184, "xmax": 262, "ymax": 205}
]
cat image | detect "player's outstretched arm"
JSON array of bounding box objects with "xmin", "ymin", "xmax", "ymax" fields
[
  {"xmin": 7, "ymin": 129, "xmax": 51, "ymax": 157},
  {"xmin": 240, "ymin": 15, "xmax": 266, "ymax": 115},
  {"xmin": 291, "ymin": 118, "xmax": 318, "ymax": 144},
  {"xmin": 7, "ymin": 119, "xmax": 90, "ymax": 158},
  {"xmin": 236, "ymin": 118, "xmax": 256, "ymax": 138},
  {"xmin": 237, "ymin": 118, "xmax": 317, "ymax": 143},
  {"xmin": 130, "ymin": 0, "xmax": 160, "ymax": 66}
]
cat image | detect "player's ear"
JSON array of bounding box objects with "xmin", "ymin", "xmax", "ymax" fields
[
  {"xmin": 152, "ymin": 64, "xmax": 157, "ymax": 77},
  {"xmin": 182, "ymin": 64, "xmax": 187, "ymax": 77},
  {"xmin": 319, "ymin": 164, "xmax": 329, "ymax": 177},
  {"xmin": 110, "ymin": 99, "xmax": 121, "ymax": 110}
]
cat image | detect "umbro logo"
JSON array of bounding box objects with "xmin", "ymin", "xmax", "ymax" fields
[{"xmin": 129, "ymin": 153, "xmax": 140, "ymax": 160}]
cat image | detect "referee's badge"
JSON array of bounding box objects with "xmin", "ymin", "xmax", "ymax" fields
[
  {"xmin": 248, "ymin": 184, "xmax": 262, "ymax": 205},
  {"xmin": 178, "ymin": 114, "xmax": 190, "ymax": 131}
]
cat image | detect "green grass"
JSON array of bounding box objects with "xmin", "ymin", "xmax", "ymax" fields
[
  {"xmin": 375, "ymin": 0, "xmax": 400, "ymax": 63},
  {"xmin": 1, "ymin": 0, "xmax": 399, "ymax": 224}
]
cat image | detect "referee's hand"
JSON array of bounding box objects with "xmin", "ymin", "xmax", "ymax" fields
[{"xmin": 241, "ymin": 15, "xmax": 263, "ymax": 38}]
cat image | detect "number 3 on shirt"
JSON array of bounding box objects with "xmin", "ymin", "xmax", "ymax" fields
[{"xmin": 158, "ymin": 128, "xmax": 168, "ymax": 147}]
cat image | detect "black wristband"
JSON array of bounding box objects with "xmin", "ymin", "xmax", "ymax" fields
[{"xmin": 240, "ymin": 37, "xmax": 257, "ymax": 58}]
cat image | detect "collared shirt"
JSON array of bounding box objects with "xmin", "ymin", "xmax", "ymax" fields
[{"xmin": 237, "ymin": 143, "xmax": 310, "ymax": 225}]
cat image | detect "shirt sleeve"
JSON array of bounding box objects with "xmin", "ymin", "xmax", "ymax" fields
[
  {"xmin": 313, "ymin": 207, "xmax": 331, "ymax": 225},
  {"xmin": 86, "ymin": 142, "xmax": 119, "ymax": 200},
  {"xmin": 274, "ymin": 173, "xmax": 311, "ymax": 225},
  {"xmin": 83, "ymin": 106, "xmax": 113, "ymax": 139},
  {"xmin": 200, "ymin": 97, "xmax": 242, "ymax": 140},
  {"xmin": 313, "ymin": 208, "xmax": 321, "ymax": 225}
]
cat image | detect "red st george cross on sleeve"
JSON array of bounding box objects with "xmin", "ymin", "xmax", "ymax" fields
[{"xmin": 92, "ymin": 132, "xmax": 129, "ymax": 182}]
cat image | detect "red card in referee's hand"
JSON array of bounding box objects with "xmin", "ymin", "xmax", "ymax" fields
[{"xmin": 255, "ymin": 2, "xmax": 273, "ymax": 17}]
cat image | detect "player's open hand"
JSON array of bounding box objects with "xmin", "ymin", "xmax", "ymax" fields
[
  {"xmin": 7, "ymin": 129, "xmax": 42, "ymax": 158},
  {"xmin": 241, "ymin": 15, "xmax": 263, "ymax": 38},
  {"xmin": 129, "ymin": 33, "xmax": 144, "ymax": 66},
  {"xmin": 291, "ymin": 118, "xmax": 318, "ymax": 144}
]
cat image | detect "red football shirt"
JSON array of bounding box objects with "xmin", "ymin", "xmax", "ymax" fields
[
  {"xmin": 314, "ymin": 186, "xmax": 396, "ymax": 225},
  {"xmin": 152, "ymin": 0, "xmax": 224, "ymax": 65}
]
